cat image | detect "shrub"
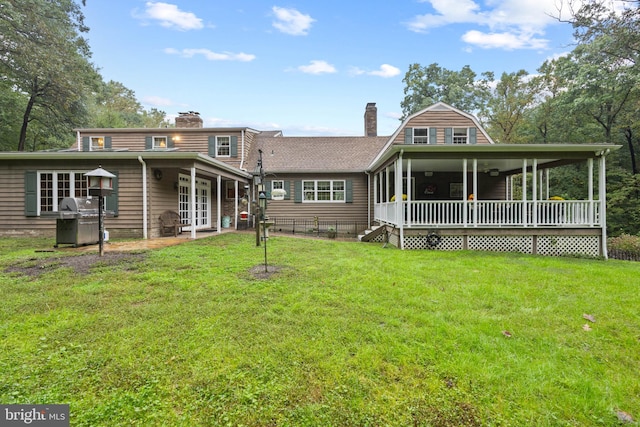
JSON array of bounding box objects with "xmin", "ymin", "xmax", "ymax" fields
[{"xmin": 608, "ymin": 234, "xmax": 640, "ymax": 261}]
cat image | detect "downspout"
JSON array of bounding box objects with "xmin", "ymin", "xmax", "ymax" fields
[
  {"xmin": 239, "ymin": 129, "xmax": 245, "ymax": 170},
  {"xmin": 137, "ymin": 156, "xmax": 148, "ymax": 239}
]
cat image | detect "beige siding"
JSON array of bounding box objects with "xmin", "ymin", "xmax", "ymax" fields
[
  {"xmin": 265, "ymin": 173, "xmax": 369, "ymax": 224},
  {"xmin": 392, "ymin": 110, "xmax": 490, "ymax": 145}
]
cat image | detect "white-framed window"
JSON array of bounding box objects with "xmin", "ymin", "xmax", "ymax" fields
[
  {"xmin": 90, "ymin": 137, "xmax": 104, "ymax": 151},
  {"xmin": 303, "ymin": 180, "xmax": 345, "ymax": 202},
  {"xmin": 413, "ymin": 128, "xmax": 430, "ymax": 144},
  {"xmin": 272, "ymin": 180, "xmax": 284, "ymax": 191},
  {"xmin": 153, "ymin": 136, "xmax": 167, "ymax": 149},
  {"xmin": 38, "ymin": 171, "xmax": 88, "ymax": 213},
  {"xmin": 216, "ymin": 136, "xmax": 230, "ymax": 157},
  {"xmin": 453, "ymin": 128, "xmax": 468, "ymax": 144}
]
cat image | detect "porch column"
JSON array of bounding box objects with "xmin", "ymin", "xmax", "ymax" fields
[
  {"xmin": 407, "ymin": 158, "xmax": 412, "ymax": 227},
  {"xmin": 190, "ymin": 167, "xmax": 197, "ymax": 239},
  {"xmin": 532, "ymin": 159, "xmax": 538, "ymax": 227},
  {"xmin": 462, "ymin": 158, "xmax": 468, "ymax": 227},
  {"xmin": 545, "ymin": 169, "xmax": 550, "ymax": 200},
  {"xmin": 234, "ymin": 180, "xmax": 239, "ymax": 230},
  {"xmin": 599, "ymin": 154, "xmax": 608, "ymax": 259},
  {"xmin": 396, "ymin": 153, "xmax": 404, "ymax": 249},
  {"xmin": 588, "ymin": 158, "xmax": 594, "ymax": 226},
  {"xmin": 522, "ymin": 159, "xmax": 528, "ymax": 227},
  {"xmin": 472, "ymin": 158, "xmax": 478, "ymax": 227},
  {"xmin": 216, "ymin": 175, "xmax": 222, "ymax": 233}
]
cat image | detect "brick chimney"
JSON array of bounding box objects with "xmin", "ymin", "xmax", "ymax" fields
[
  {"xmin": 176, "ymin": 111, "xmax": 203, "ymax": 128},
  {"xmin": 364, "ymin": 103, "xmax": 377, "ymax": 137}
]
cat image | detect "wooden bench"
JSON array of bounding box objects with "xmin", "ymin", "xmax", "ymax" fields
[{"xmin": 159, "ymin": 210, "xmax": 191, "ymax": 237}]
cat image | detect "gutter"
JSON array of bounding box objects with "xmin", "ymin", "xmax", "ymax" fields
[
  {"xmin": 138, "ymin": 156, "xmax": 148, "ymax": 239},
  {"xmin": 240, "ymin": 129, "xmax": 245, "ymax": 170}
]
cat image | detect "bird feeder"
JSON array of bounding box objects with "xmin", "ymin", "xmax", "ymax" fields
[{"xmin": 85, "ymin": 166, "xmax": 115, "ymax": 197}]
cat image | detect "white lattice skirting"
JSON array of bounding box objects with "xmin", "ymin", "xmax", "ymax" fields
[{"xmin": 398, "ymin": 233, "xmax": 600, "ymax": 257}]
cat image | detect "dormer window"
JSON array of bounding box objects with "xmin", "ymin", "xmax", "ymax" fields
[
  {"xmin": 453, "ymin": 128, "xmax": 468, "ymax": 144},
  {"xmin": 413, "ymin": 128, "xmax": 429, "ymax": 144},
  {"xmin": 153, "ymin": 136, "xmax": 167, "ymax": 149},
  {"xmin": 216, "ymin": 136, "xmax": 230, "ymax": 157},
  {"xmin": 90, "ymin": 137, "xmax": 104, "ymax": 151}
]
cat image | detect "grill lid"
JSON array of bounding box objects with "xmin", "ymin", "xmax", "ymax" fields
[{"xmin": 59, "ymin": 197, "xmax": 99, "ymax": 218}]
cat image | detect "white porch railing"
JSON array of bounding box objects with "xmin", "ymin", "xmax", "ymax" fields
[{"xmin": 374, "ymin": 200, "xmax": 601, "ymax": 227}]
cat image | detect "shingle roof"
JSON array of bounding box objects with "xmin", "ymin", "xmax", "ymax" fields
[{"xmin": 248, "ymin": 133, "xmax": 389, "ymax": 173}]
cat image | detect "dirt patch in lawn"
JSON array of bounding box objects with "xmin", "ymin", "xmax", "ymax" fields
[
  {"xmin": 5, "ymin": 252, "xmax": 147, "ymax": 278},
  {"xmin": 248, "ymin": 264, "xmax": 283, "ymax": 280}
]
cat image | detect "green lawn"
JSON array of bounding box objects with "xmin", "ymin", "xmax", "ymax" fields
[{"xmin": 1, "ymin": 234, "xmax": 639, "ymax": 426}]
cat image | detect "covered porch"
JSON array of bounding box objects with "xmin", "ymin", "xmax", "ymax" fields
[{"xmin": 368, "ymin": 144, "xmax": 618, "ymax": 257}]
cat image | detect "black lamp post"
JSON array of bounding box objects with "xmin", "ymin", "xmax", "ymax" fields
[
  {"xmin": 84, "ymin": 166, "xmax": 115, "ymax": 257},
  {"xmin": 258, "ymin": 189, "xmax": 268, "ymax": 272}
]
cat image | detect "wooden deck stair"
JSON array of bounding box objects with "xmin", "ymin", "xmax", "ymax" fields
[{"xmin": 358, "ymin": 225, "xmax": 384, "ymax": 242}]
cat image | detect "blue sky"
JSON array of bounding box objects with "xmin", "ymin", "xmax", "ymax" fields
[{"xmin": 82, "ymin": 1, "xmax": 577, "ymax": 136}]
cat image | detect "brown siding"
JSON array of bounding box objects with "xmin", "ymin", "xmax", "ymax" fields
[
  {"xmin": 392, "ymin": 110, "xmax": 490, "ymax": 145},
  {"xmin": 75, "ymin": 129, "xmax": 256, "ymax": 171},
  {"xmin": 265, "ymin": 173, "xmax": 369, "ymax": 224}
]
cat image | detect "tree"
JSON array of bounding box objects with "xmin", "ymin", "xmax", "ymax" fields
[
  {"xmin": 87, "ymin": 80, "xmax": 170, "ymax": 129},
  {"xmin": 0, "ymin": 0, "xmax": 99, "ymax": 151},
  {"xmin": 481, "ymin": 70, "xmax": 535, "ymax": 143},
  {"xmin": 400, "ymin": 63, "xmax": 493, "ymax": 120}
]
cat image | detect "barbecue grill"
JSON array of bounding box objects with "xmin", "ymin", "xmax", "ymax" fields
[{"xmin": 55, "ymin": 197, "xmax": 100, "ymax": 247}]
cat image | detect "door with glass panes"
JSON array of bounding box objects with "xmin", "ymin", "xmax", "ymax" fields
[{"xmin": 178, "ymin": 174, "xmax": 211, "ymax": 230}]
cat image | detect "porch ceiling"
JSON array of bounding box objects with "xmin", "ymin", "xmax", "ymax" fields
[{"xmin": 407, "ymin": 157, "xmax": 553, "ymax": 174}]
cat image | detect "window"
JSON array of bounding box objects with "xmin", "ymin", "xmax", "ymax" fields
[
  {"xmin": 272, "ymin": 180, "xmax": 284, "ymax": 191},
  {"xmin": 453, "ymin": 128, "xmax": 468, "ymax": 144},
  {"xmin": 413, "ymin": 128, "xmax": 429, "ymax": 144},
  {"xmin": 153, "ymin": 136, "xmax": 167, "ymax": 149},
  {"xmin": 216, "ymin": 136, "xmax": 230, "ymax": 157},
  {"xmin": 302, "ymin": 180, "xmax": 345, "ymax": 202},
  {"xmin": 38, "ymin": 171, "xmax": 88, "ymax": 213},
  {"xmin": 90, "ymin": 137, "xmax": 104, "ymax": 151}
]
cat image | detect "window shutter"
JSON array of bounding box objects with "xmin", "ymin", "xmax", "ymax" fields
[
  {"xmin": 104, "ymin": 136, "xmax": 112, "ymax": 149},
  {"xmin": 264, "ymin": 180, "xmax": 272, "ymax": 199},
  {"xmin": 82, "ymin": 137, "xmax": 90, "ymax": 152},
  {"xmin": 230, "ymin": 136, "xmax": 238, "ymax": 157},
  {"xmin": 105, "ymin": 171, "xmax": 119, "ymax": 216},
  {"xmin": 404, "ymin": 128, "xmax": 413, "ymax": 144},
  {"xmin": 208, "ymin": 136, "xmax": 216, "ymax": 157},
  {"xmin": 24, "ymin": 171, "xmax": 38, "ymax": 217},
  {"xmin": 345, "ymin": 180, "xmax": 353, "ymax": 203},
  {"xmin": 168, "ymin": 136, "xmax": 175, "ymax": 149},
  {"xmin": 445, "ymin": 128, "xmax": 453, "ymax": 144},
  {"xmin": 145, "ymin": 136, "xmax": 152, "ymax": 150},
  {"xmin": 469, "ymin": 127, "xmax": 477, "ymax": 144},
  {"xmin": 284, "ymin": 181, "xmax": 291, "ymax": 200},
  {"xmin": 294, "ymin": 181, "xmax": 302, "ymax": 203},
  {"xmin": 429, "ymin": 128, "xmax": 437, "ymax": 144}
]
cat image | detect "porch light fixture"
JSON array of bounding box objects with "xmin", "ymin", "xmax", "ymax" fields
[
  {"xmin": 489, "ymin": 169, "xmax": 500, "ymax": 177},
  {"xmin": 424, "ymin": 171, "xmax": 434, "ymax": 177}
]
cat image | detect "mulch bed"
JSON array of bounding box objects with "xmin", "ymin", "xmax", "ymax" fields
[{"xmin": 4, "ymin": 252, "xmax": 147, "ymax": 278}]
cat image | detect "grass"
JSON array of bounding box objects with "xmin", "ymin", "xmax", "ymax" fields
[{"xmin": 1, "ymin": 234, "xmax": 639, "ymax": 426}]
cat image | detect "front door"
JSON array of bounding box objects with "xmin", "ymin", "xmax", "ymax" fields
[{"xmin": 178, "ymin": 174, "xmax": 212, "ymax": 230}]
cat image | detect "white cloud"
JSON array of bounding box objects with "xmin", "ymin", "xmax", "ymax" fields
[
  {"xmin": 462, "ymin": 30, "xmax": 549, "ymax": 50},
  {"xmin": 140, "ymin": 2, "xmax": 203, "ymax": 31},
  {"xmin": 165, "ymin": 48, "xmax": 256, "ymax": 62},
  {"xmin": 406, "ymin": 0, "xmax": 563, "ymax": 50},
  {"xmin": 143, "ymin": 95, "xmax": 173, "ymax": 107},
  {"xmin": 350, "ymin": 64, "xmax": 401, "ymax": 78},
  {"xmin": 272, "ymin": 6, "xmax": 315, "ymax": 36},
  {"xmin": 297, "ymin": 60, "xmax": 336, "ymax": 75}
]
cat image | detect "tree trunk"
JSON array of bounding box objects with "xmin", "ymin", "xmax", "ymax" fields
[
  {"xmin": 624, "ymin": 127, "xmax": 638, "ymax": 175},
  {"xmin": 18, "ymin": 94, "xmax": 36, "ymax": 152}
]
